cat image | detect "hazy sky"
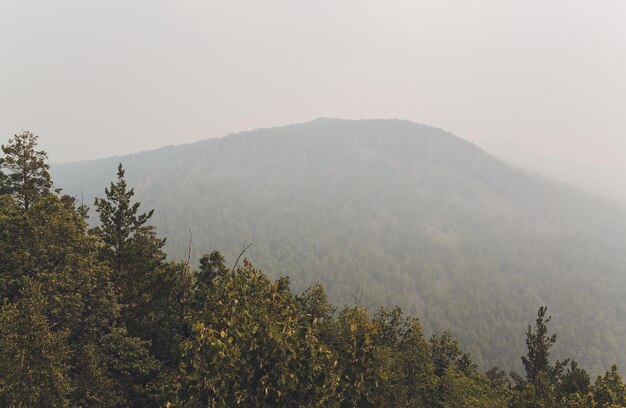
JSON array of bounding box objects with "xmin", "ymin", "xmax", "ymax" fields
[{"xmin": 2, "ymin": 1, "xmax": 625, "ymax": 198}]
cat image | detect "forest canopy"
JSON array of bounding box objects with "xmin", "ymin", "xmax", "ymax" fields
[
  {"xmin": 51, "ymin": 119, "xmax": 626, "ymax": 374},
  {"xmin": 2, "ymin": 131, "xmax": 625, "ymax": 407}
]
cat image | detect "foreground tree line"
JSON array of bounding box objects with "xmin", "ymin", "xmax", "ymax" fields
[{"xmin": 0, "ymin": 131, "xmax": 624, "ymax": 407}]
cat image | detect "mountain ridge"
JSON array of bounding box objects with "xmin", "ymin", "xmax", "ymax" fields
[
  {"xmin": 54, "ymin": 117, "xmax": 624, "ymax": 212},
  {"xmin": 51, "ymin": 118, "xmax": 626, "ymax": 374}
]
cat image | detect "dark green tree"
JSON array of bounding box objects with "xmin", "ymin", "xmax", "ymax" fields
[
  {"xmin": 560, "ymin": 360, "xmax": 590, "ymax": 397},
  {"xmin": 92, "ymin": 164, "xmax": 169, "ymax": 331},
  {"xmin": 371, "ymin": 307, "xmax": 438, "ymax": 407},
  {"xmin": 0, "ymin": 281, "xmax": 71, "ymax": 407},
  {"xmin": 93, "ymin": 163, "xmax": 160, "ymax": 275},
  {"xmin": 521, "ymin": 306, "xmax": 565, "ymax": 384},
  {"xmin": 0, "ymin": 131, "xmax": 52, "ymax": 210},
  {"xmin": 508, "ymin": 306, "xmax": 570, "ymax": 407},
  {"xmin": 485, "ymin": 367, "xmax": 511, "ymax": 390},
  {"xmin": 0, "ymin": 191, "xmax": 159, "ymax": 406},
  {"xmin": 430, "ymin": 331, "xmax": 472, "ymax": 377},
  {"xmin": 192, "ymin": 250, "xmax": 229, "ymax": 310},
  {"xmin": 593, "ymin": 365, "xmax": 626, "ymax": 407}
]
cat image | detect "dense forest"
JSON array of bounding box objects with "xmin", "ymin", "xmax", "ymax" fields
[
  {"xmin": 51, "ymin": 119, "xmax": 626, "ymax": 374},
  {"xmin": 2, "ymin": 132, "xmax": 626, "ymax": 406}
]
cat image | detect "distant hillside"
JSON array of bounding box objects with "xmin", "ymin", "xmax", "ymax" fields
[
  {"xmin": 52, "ymin": 118, "xmax": 626, "ymax": 374},
  {"xmin": 479, "ymin": 136, "xmax": 626, "ymax": 205}
]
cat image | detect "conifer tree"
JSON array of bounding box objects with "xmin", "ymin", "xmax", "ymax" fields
[
  {"xmin": 522, "ymin": 306, "xmax": 558, "ymax": 384},
  {"xmin": 560, "ymin": 361, "xmax": 590, "ymax": 397},
  {"xmin": 0, "ymin": 282, "xmax": 71, "ymax": 407},
  {"xmin": 93, "ymin": 163, "xmax": 160, "ymax": 276},
  {"xmin": 0, "ymin": 189, "xmax": 159, "ymax": 406},
  {"xmin": 0, "ymin": 131, "xmax": 52, "ymax": 210},
  {"xmin": 93, "ymin": 164, "xmax": 168, "ymax": 330}
]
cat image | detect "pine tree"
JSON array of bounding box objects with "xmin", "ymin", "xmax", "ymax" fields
[
  {"xmin": 93, "ymin": 163, "xmax": 160, "ymax": 276},
  {"xmin": 0, "ymin": 131, "xmax": 52, "ymax": 210},
  {"xmin": 522, "ymin": 306, "xmax": 558, "ymax": 384},
  {"xmin": 93, "ymin": 164, "xmax": 168, "ymax": 329},
  {"xmin": 0, "ymin": 190, "xmax": 159, "ymax": 406},
  {"xmin": 92, "ymin": 163, "xmax": 180, "ymax": 397}
]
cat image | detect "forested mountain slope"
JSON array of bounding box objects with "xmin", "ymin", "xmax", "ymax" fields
[{"xmin": 52, "ymin": 118, "xmax": 626, "ymax": 373}]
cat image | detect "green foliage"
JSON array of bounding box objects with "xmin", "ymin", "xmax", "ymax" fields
[
  {"xmin": 334, "ymin": 307, "xmax": 388, "ymax": 406},
  {"xmin": 430, "ymin": 331, "xmax": 471, "ymax": 377},
  {"xmin": 371, "ymin": 308, "xmax": 436, "ymax": 407},
  {"xmin": 52, "ymin": 118, "xmax": 626, "ymax": 373},
  {"xmin": 522, "ymin": 306, "xmax": 568, "ymax": 385},
  {"xmin": 2, "ymin": 133, "xmax": 626, "ymax": 407},
  {"xmin": 175, "ymin": 259, "xmax": 339, "ymax": 407},
  {"xmin": 560, "ymin": 361, "xmax": 591, "ymax": 398},
  {"xmin": 0, "ymin": 139, "xmax": 160, "ymax": 406},
  {"xmin": 92, "ymin": 163, "xmax": 165, "ymax": 303},
  {"xmin": 593, "ymin": 365, "xmax": 626, "ymax": 407},
  {"xmin": 440, "ymin": 367, "xmax": 507, "ymax": 408},
  {"xmin": 0, "ymin": 282, "xmax": 71, "ymax": 407},
  {"xmin": 92, "ymin": 163, "xmax": 180, "ymax": 364},
  {"xmin": 0, "ymin": 130, "xmax": 52, "ymax": 210}
]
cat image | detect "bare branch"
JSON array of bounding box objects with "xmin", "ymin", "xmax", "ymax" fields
[
  {"xmin": 176, "ymin": 230, "xmax": 194, "ymax": 319},
  {"xmin": 231, "ymin": 236, "xmax": 254, "ymax": 274},
  {"xmin": 353, "ymin": 287, "xmax": 364, "ymax": 306}
]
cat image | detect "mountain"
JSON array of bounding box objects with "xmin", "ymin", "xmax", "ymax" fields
[
  {"xmin": 479, "ymin": 136, "xmax": 626, "ymax": 205},
  {"xmin": 51, "ymin": 118, "xmax": 626, "ymax": 374}
]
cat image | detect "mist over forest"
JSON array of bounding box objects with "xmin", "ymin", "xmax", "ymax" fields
[
  {"xmin": 4, "ymin": 1, "xmax": 626, "ymax": 406},
  {"xmin": 1, "ymin": 118, "xmax": 626, "ymax": 406},
  {"xmin": 51, "ymin": 118, "xmax": 626, "ymax": 374}
]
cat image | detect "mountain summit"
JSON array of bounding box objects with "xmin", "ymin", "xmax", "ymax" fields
[{"xmin": 52, "ymin": 118, "xmax": 626, "ymax": 373}]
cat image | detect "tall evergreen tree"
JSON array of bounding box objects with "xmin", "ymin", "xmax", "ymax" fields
[
  {"xmin": 92, "ymin": 163, "xmax": 181, "ymax": 397},
  {"xmin": 93, "ymin": 163, "xmax": 160, "ymax": 276},
  {"xmin": 0, "ymin": 131, "xmax": 52, "ymax": 210},
  {"xmin": 0, "ymin": 191, "xmax": 159, "ymax": 406},
  {"xmin": 92, "ymin": 164, "xmax": 168, "ymax": 330},
  {"xmin": 522, "ymin": 306, "xmax": 558, "ymax": 384}
]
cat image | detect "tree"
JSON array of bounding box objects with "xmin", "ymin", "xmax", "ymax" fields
[
  {"xmin": 333, "ymin": 306, "xmax": 389, "ymax": 407},
  {"xmin": 430, "ymin": 331, "xmax": 473, "ymax": 378},
  {"xmin": 93, "ymin": 164, "xmax": 169, "ymax": 333},
  {"xmin": 0, "ymin": 282, "xmax": 71, "ymax": 407},
  {"xmin": 174, "ymin": 259, "xmax": 339, "ymax": 407},
  {"xmin": 521, "ymin": 306, "xmax": 566, "ymax": 384},
  {"xmin": 0, "ymin": 190, "xmax": 159, "ymax": 406},
  {"xmin": 485, "ymin": 367, "xmax": 510, "ymax": 390},
  {"xmin": 593, "ymin": 365, "xmax": 626, "ymax": 407},
  {"xmin": 93, "ymin": 163, "xmax": 161, "ymax": 276},
  {"xmin": 372, "ymin": 308, "xmax": 438, "ymax": 407},
  {"xmin": 508, "ymin": 306, "xmax": 570, "ymax": 407},
  {"xmin": 193, "ymin": 250, "xmax": 229, "ymax": 310},
  {"xmin": 560, "ymin": 361, "xmax": 590, "ymax": 397},
  {"xmin": 0, "ymin": 131, "xmax": 52, "ymax": 210}
]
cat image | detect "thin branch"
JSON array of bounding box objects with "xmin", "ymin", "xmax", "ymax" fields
[
  {"xmin": 353, "ymin": 287, "xmax": 364, "ymax": 306},
  {"xmin": 231, "ymin": 237, "xmax": 254, "ymax": 274},
  {"xmin": 176, "ymin": 230, "xmax": 193, "ymax": 318},
  {"xmin": 185, "ymin": 230, "xmax": 193, "ymax": 269}
]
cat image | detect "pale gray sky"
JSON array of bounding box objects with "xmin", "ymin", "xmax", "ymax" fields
[{"xmin": 2, "ymin": 1, "xmax": 625, "ymax": 198}]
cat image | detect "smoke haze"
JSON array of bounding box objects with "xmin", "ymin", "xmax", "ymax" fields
[{"xmin": 2, "ymin": 0, "xmax": 625, "ymax": 200}]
